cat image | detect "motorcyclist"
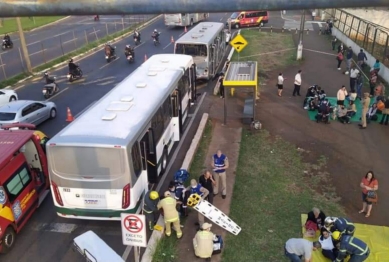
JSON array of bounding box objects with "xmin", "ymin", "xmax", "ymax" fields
[
  {"xmin": 124, "ymin": 44, "xmax": 135, "ymax": 58},
  {"xmin": 68, "ymin": 59, "xmax": 79, "ymax": 76},
  {"xmin": 105, "ymin": 42, "xmax": 115, "ymax": 57},
  {"xmin": 43, "ymin": 72, "xmax": 55, "ymax": 84},
  {"xmin": 152, "ymin": 29, "xmax": 160, "ymax": 42},
  {"xmin": 3, "ymin": 34, "xmax": 12, "ymax": 46},
  {"xmin": 134, "ymin": 29, "xmax": 141, "ymax": 43}
]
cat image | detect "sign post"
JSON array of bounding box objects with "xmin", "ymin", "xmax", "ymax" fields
[{"xmin": 121, "ymin": 214, "xmax": 147, "ymax": 262}]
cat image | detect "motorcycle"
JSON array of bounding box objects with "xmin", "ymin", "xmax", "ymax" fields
[
  {"xmin": 94, "ymin": 15, "xmax": 100, "ymax": 21},
  {"xmin": 42, "ymin": 72, "xmax": 59, "ymax": 99},
  {"xmin": 105, "ymin": 46, "xmax": 117, "ymax": 63},
  {"xmin": 134, "ymin": 32, "xmax": 141, "ymax": 46},
  {"xmin": 1, "ymin": 39, "xmax": 13, "ymax": 50},
  {"xmin": 67, "ymin": 66, "xmax": 83, "ymax": 82},
  {"xmin": 152, "ymin": 33, "xmax": 160, "ymax": 46},
  {"xmin": 126, "ymin": 53, "xmax": 134, "ymax": 63}
]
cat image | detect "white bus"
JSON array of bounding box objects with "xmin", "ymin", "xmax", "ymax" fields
[
  {"xmin": 164, "ymin": 13, "xmax": 209, "ymax": 27},
  {"xmin": 46, "ymin": 54, "xmax": 196, "ymax": 220},
  {"xmin": 174, "ymin": 22, "xmax": 227, "ymax": 80}
]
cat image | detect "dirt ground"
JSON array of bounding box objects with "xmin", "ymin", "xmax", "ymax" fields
[{"xmin": 174, "ymin": 30, "xmax": 389, "ymax": 262}]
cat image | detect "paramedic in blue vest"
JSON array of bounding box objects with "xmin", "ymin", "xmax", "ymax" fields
[
  {"xmin": 187, "ymin": 179, "xmax": 209, "ymax": 228},
  {"xmin": 211, "ymin": 150, "xmax": 229, "ymax": 199},
  {"xmin": 332, "ymin": 231, "xmax": 370, "ymax": 262},
  {"xmin": 325, "ymin": 217, "xmax": 355, "ymax": 236}
]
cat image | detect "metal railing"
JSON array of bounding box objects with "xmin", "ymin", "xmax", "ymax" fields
[
  {"xmin": 0, "ymin": 15, "xmax": 153, "ymax": 81},
  {"xmin": 327, "ymin": 9, "xmax": 389, "ymax": 67}
]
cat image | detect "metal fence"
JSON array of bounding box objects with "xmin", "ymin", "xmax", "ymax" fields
[
  {"xmin": 0, "ymin": 15, "xmax": 154, "ymax": 81},
  {"xmin": 327, "ymin": 9, "xmax": 389, "ymax": 67}
]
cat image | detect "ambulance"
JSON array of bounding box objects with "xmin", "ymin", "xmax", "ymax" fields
[
  {"xmin": 0, "ymin": 124, "xmax": 50, "ymax": 253},
  {"xmin": 227, "ymin": 11, "xmax": 269, "ymax": 28}
]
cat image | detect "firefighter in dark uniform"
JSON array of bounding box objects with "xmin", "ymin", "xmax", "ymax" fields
[
  {"xmin": 325, "ymin": 217, "xmax": 355, "ymax": 236},
  {"xmin": 332, "ymin": 231, "xmax": 370, "ymax": 262},
  {"xmin": 143, "ymin": 190, "xmax": 159, "ymax": 230}
]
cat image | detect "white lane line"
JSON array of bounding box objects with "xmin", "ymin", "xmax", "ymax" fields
[
  {"xmin": 134, "ymin": 41, "xmax": 146, "ymax": 49},
  {"xmin": 0, "ymin": 51, "xmax": 8, "ymax": 55},
  {"xmin": 30, "ymin": 49, "xmax": 47, "ymax": 56},
  {"xmin": 121, "ymin": 92, "xmax": 207, "ymax": 261},
  {"xmin": 75, "ymin": 100, "xmax": 97, "ymax": 118},
  {"xmin": 32, "ymin": 222, "xmax": 78, "ymax": 233},
  {"xmin": 89, "ymin": 30, "xmax": 101, "ymax": 35},
  {"xmin": 63, "ymin": 39, "xmax": 76, "ymax": 44},
  {"xmin": 52, "ymin": 31, "xmax": 72, "ymax": 38},
  {"xmin": 179, "ymin": 31, "xmax": 185, "ymax": 37},
  {"xmin": 47, "ymin": 87, "xmax": 69, "ymax": 101},
  {"xmin": 219, "ymin": 17, "xmax": 223, "ymax": 21},
  {"xmin": 99, "ymin": 56, "xmax": 120, "ymax": 70},
  {"xmin": 163, "ymin": 42, "xmax": 172, "ymax": 50},
  {"xmin": 27, "ymin": 40, "xmax": 40, "ymax": 47},
  {"xmin": 13, "ymin": 84, "xmax": 25, "ymax": 91}
]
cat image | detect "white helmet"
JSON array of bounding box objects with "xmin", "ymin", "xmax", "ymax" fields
[
  {"xmin": 324, "ymin": 217, "xmax": 338, "ymax": 229},
  {"xmin": 154, "ymin": 29, "xmax": 157, "ymax": 32},
  {"xmin": 126, "ymin": 44, "xmax": 131, "ymax": 48}
]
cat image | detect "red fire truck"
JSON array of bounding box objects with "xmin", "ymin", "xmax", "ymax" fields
[{"xmin": 0, "ymin": 124, "xmax": 50, "ymax": 253}]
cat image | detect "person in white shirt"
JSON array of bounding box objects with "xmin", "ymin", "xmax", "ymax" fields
[
  {"xmin": 349, "ymin": 64, "xmax": 360, "ymax": 93},
  {"xmin": 319, "ymin": 228, "xmax": 339, "ymax": 260},
  {"xmin": 277, "ymin": 72, "xmax": 285, "ymax": 97},
  {"xmin": 293, "ymin": 70, "xmax": 302, "ymax": 96},
  {"xmin": 337, "ymin": 85, "xmax": 348, "ymax": 106}
]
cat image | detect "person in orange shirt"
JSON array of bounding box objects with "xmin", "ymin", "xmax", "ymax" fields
[{"xmin": 359, "ymin": 171, "xmax": 378, "ymax": 218}]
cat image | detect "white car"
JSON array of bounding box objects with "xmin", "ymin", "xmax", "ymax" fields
[{"xmin": 0, "ymin": 89, "xmax": 18, "ymax": 106}]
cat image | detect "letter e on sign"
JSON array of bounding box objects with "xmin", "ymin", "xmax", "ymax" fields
[{"xmin": 121, "ymin": 213, "xmax": 147, "ymax": 247}]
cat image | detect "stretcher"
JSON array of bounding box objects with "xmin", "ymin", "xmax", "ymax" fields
[
  {"xmin": 73, "ymin": 231, "xmax": 124, "ymax": 262},
  {"xmin": 187, "ymin": 193, "xmax": 241, "ymax": 235}
]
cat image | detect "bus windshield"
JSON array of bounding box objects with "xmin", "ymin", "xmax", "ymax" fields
[
  {"xmin": 175, "ymin": 44, "xmax": 207, "ymax": 57},
  {"xmin": 230, "ymin": 12, "xmax": 239, "ymax": 19},
  {"xmin": 49, "ymin": 146, "xmax": 126, "ymax": 179}
]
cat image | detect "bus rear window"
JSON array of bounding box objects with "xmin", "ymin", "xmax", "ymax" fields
[
  {"xmin": 175, "ymin": 44, "xmax": 207, "ymax": 56},
  {"xmin": 49, "ymin": 146, "xmax": 126, "ymax": 179},
  {"xmin": 0, "ymin": 112, "xmax": 16, "ymax": 121}
]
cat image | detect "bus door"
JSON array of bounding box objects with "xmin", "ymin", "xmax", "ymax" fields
[
  {"xmin": 171, "ymin": 90, "xmax": 182, "ymax": 135},
  {"xmin": 209, "ymin": 45, "xmax": 215, "ymax": 77},
  {"xmin": 140, "ymin": 129, "xmax": 158, "ymax": 183},
  {"xmin": 1, "ymin": 154, "xmax": 39, "ymax": 230},
  {"xmin": 190, "ymin": 64, "xmax": 197, "ymax": 101}
]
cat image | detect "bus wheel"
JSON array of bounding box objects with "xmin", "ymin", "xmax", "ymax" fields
[
  {"xmin": 1, "ymin": 227, "xmax": 16, "ymax": 254},
  {"xmin": 161, "ymin": 147, "xmax": 168, "ymax": 175}
]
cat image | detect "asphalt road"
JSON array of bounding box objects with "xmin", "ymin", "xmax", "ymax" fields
[
  {"xmin": 0, "ymin": 15, "xmax": 154, "ymax": 79},
  {"xmin": 3, "ymin": 13, "xmax": 233, "ymax": 262}
]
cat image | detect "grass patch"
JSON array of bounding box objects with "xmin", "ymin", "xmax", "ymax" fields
[
  {"xmin": 0, "ymin": 17, "xmax": 64, "ymax": 34},
  {"xmin": 0, "ymin": 18, "xmax": 153, "ymax": 89},
  {"xmin": 231, "ymin": 30, "xmax": 297, "ymax": 80},
  {"xmin": 222, "ymin": 130, "xmax": 344, "ymax": 262},
  {"xmin": 152, "ymin": 120, "xmax": 213, "ymax": 262}
]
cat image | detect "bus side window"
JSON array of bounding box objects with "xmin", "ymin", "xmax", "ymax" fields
[
  {"xmin": 4, "ymin": 164, "xmax": 32, "ymax": 202},
  {"xmin": 131, "ymin": 142, "xmax": 143, "ymax": 178}
]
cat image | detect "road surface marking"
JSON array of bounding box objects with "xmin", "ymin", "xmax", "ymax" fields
[
  {"xmin": 304, "ymin": 48, "xmax": 336, "ymax": 56},
  {"xmin": 179, "ymin": 31, "xmax": 186, "ymax": 36},
  {"xmin": 163, "ymin": 42, "xmax": 172, "ymax": 50},
  {"xmin": 47, "ymin": 87, "xmax": 69, "ymax": 101},
  {"xmin": 99, "ymin": 56, "xmax": 120, "ymax": 70},
  {"xmin": 0, "ymin": 63, "xmax": 5, "ymax": 67},
  {"xmin": 53, "ymin": 31, "xmax": 72, "ymax": 38},
  {"xmin": 219, "ymin": 17, "xmax": 223, "ymax": 21},
  {"xmin": 32, "ymin": 222, "xmax": 78, "ymax": 233},
  {"xmin": 97, "ymin": 80, "xmax": 116, "ymax": 85},
  {"xmin": 121, "ymin": 92, "xmax": 207, "ymax": 261},
  {"xmin": 27, "ymin": 40, "xmax": 40, "ymax": 47},
  {"xmin": 89, "ymin": 30, "xmax": 101, "ymax": 35},
  {"xmin": 13, "ymin": 85, "xmax": 25, "ymax": 91},
  {"xmin": 63, "ymin": 38, "xmax": 77, "ymax": 44},
  {"xmin": 30, "ymin": 49, "xmax": 47, "ymax": 56},
  {"xmin": 75, "ymin": 100, "xmax": 97, "ymax": 118},
  {"xmin": 134, "ymin": 41, "xmax": 146, "ymax": 49},
  {"xmin": 0, "ymin": 51, "xmax": 8, "ymax": 55},
  {"xmin": 81, "ymin": 76, "xmax": 116, "ymax": 85}
]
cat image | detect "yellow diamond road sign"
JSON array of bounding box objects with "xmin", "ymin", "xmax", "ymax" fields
[{"xmin": 230, "ymin": 34, "xmax": 248, "ymax": 53}]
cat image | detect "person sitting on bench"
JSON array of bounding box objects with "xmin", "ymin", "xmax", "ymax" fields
[
  {"xmin": 338, "ymin": 105, "xmax": 351, "ymax": 124},
  {"xmin": 347, "ymin": 100, "xmax": 357, "ymax": 117},
  {"xmin": 309, "ymin": 96, "xmax": 320, "ymax": 111},
  {"xmin": 366, "ymin": 103, "xmax": 378, "ymax": 123}
]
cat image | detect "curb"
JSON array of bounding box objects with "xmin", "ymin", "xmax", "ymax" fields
[
  {"xmin": 29, "ymin": 16, "xmax": 71, "ymax": 32},
  {"xmin": 141, "ymin": 113, "xmax": 210, "ymax": 262},
  {"xmin": 4, "ymin": 15, "xmax": 162, "ymax": 90}
]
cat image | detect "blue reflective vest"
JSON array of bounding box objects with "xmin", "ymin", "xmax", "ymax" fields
[
  {"xmin": 190, "ymin": 184, "xmax": 203, "ymax": 196},
  {"xmin": 213, "ymin": 154, "xmax": 226, "ymax": 173},
  {"xmin": 333, "ymin": 218, "xmax": 355, "ymax": 235},
  {"xmin": 336, "ymin": 236, "xmax": 369, "ymax": 262}
]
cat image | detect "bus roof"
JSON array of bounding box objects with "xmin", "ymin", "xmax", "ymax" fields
[
  {"xmin": 0, "ymin": 129, "xmax": 34, "ymax": 169},
  {"xmin": 175, "ymin": 22, "xmax": 225, "ymax": 45},
  {"xmin": 49, "ymin": 54, "xmax": 194, "ymax": 147}
]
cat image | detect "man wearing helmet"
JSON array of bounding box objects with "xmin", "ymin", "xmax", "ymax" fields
[
  {"xmin": 152, "ymin": 29, "xmax": 160, "ymax": 42},
  {"xmin": 143, "ymin": 190, "xmax": 160, "ymax": 230},
  {"xmin": 105, "ymin": 42, "xmax": 115, "ymax": 57},
  {"xmin": 3, "ymin": 33, "xmax": 12, "ymax": 47},
  {"xmin": 68, "ymin": 58, "xmax": 79, "ymax": 75},
  {"xmin": 325, "ymin": 217, "xmax": 355, "ymax": 236},
  {"xmin": 332, "ymin": 231, "xmax": 370, "ymax": 262},
  {"xmin": 124, "ymin": 44, "xmax": 135, "ymax": 58},
  {"xmin": 157, "ymin": 191, "xmax": 183, "ymax": 238}
]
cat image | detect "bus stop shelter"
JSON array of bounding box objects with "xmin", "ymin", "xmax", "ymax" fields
[{"xmin": 222, "ymin": 61, "xmax": 258, "ymax": 124}]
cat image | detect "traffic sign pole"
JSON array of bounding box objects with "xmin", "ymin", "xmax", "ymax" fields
[{"xmin": 134, "ymin": 246, "xmax": 140, "ymax": 262}]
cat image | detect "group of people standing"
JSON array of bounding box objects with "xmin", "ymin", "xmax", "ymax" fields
[{"xmin": 142, "ymin": 149, "xmax": 230, "ymax": 261}]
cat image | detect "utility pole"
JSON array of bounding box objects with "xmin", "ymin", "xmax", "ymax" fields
[
  {"xmin": 16, "ymin": 17, "xmax": 32, "ymax": 74},
  {"xmin": 297, "ymin": 10, "xmax": 306, "ymax": 60}
]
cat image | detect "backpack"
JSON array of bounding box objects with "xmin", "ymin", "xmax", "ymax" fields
[
  {"xmin": 174, "ymin": 169, "xmax": 190, "ymax": 184},
  {"xmin": 337, "ymin": 52, "xmax": 344, "ymax": 61}
]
